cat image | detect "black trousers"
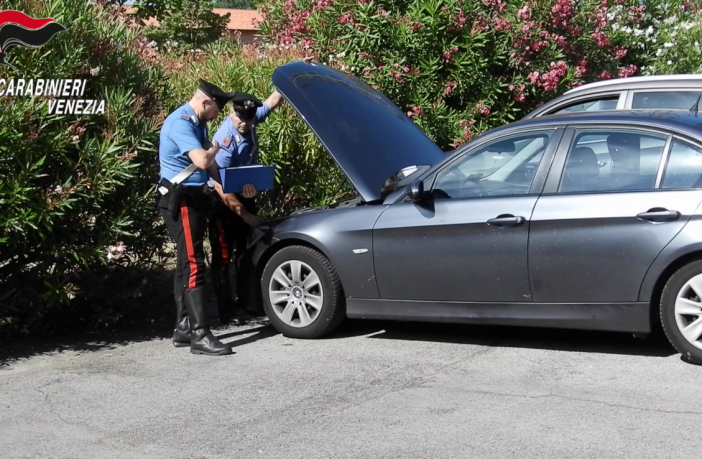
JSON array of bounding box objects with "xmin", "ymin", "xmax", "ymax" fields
[
  {"xmin": 208, "ymin": 193, "xmax": 257, "ymax": 307},
  {"xmin": 158, "ymin": 187, "xmax": 210, "ymax": 299}
]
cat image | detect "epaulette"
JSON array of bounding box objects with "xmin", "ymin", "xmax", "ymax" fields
[{"xmin": 180, "ymin": 113, "xmax": 200, "ymax": 125}]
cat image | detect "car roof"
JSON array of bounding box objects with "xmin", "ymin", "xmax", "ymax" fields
[
  {"xmin": 564, "ymin": 74, "xmax": 702, "ymax": 95},
  {"xmin": 492, "ymin": 109, "xmax": 702, "ymax": 136}
]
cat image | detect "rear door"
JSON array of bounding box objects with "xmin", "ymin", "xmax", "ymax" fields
[{"xmin": 528, "ymin": 124, "xmax": 702, "ymax": 303}]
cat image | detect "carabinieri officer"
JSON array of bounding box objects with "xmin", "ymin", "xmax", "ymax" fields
[
  {"xmin": 207, "ymin": 90, "xmax": 285, "ymax": 324},
  {"xmin": 157, "ymin": 79, "xmax": 247, "ymax": 356}
]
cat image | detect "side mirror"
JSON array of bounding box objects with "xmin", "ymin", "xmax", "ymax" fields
[{"xmin": 407, "ymin": 179, "xmax": 427, "ymax": 201}]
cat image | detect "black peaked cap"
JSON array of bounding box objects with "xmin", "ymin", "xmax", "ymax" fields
[{"xmin": 198, "ymin": 79, "xmax": 235, "ymax": 109}]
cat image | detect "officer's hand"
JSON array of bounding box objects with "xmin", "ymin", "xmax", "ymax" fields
[
  {"xmin": 303, "ymin": 56, "xmax": 313, "ymax": 64},
  {"xmin": 241, "ymin": 211, "xmax": 263, "ymax": 229},
  {"xmin": 242, "ymin": 183, "xmax": 257, "ymax": 199},
  {"xmin": 208, "ymin": 139, "xmax": 219, "ymax": 153}
]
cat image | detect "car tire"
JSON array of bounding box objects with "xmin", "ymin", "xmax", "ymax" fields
[
  {"xmin": 261, "ymin": 245, "xmax": 345, "ymax": 339},
  {"xmin": 659, "ymin": 259, "xmax": 702, "ymax": 365}
]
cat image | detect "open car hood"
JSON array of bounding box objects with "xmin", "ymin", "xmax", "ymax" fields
[{"xmin": 272, "ymin": 61, "xmax": 445, "ymax": 202}]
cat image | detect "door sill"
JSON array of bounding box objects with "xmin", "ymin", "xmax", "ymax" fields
[{"xmin": 346, "ymin": 298, "xmax": 650, "ymax": 333}]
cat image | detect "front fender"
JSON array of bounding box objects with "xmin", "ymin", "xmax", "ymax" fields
[{"xmin": 248, "ymin": 205, "xmax": 389, "ymax": 299}]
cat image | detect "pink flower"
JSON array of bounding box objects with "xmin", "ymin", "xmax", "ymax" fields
[
  {"xmin": 339, "ymin": 12, "xmax": 354, "ymax": 24},
  {"xmin": 494, "ymin": 17, "xmax": 512, "ymax": 31},
  {"xmin": 444, "ymin": 81, "xmax": 458, "ymax": 95},
  {"xmin": 614, "ymin": 46, "xmax": 628, "ymax": 59},
  {"xmin": 592, "ymin": 29, "xmax": 609, "ymax": 47},
  {"xmin": 575, "ymin": 60, "xmax": 587, "ymax": 77},
  {"xmin": 517, "ymin": 4, "xmax": 531, "ymax": 20},
  {"xmin": 618, "ymin": 64, "xmax": 637, "ymax": 78}
]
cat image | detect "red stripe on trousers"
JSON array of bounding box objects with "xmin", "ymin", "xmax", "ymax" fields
[
  {"xmin": 180, "ymin": 196, "xmax": 198, "ymax": 289},
  {"xmin": 216, "ymin": 219, "xmax": 230, "ymax": 266}
]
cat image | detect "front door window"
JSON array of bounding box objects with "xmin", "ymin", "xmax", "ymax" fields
[{"xmin": 432, "ymin": 131, "xmax": 554, "ymax": 199}]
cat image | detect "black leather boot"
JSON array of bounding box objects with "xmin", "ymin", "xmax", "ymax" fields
[
  {"xmin": 172, "ymin": 286, "xmax": 190, "ymax": 347},
  {"xmin": 184, "ymin": 286, "xmax": 233, "ymax": 356},
  {"xmin": 212, "ymin": 267, "xmax": 241, "ymax": 326}
]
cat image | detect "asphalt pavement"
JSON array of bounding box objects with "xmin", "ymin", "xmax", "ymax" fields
[{"xmin": 2, "ymin": 318, "xmax": 701, "ymax": 459}]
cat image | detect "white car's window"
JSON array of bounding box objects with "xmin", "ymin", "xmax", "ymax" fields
[
  {"xmin": 662, "ymin": 139, "xmax": 702, "ymax": 189},
  {"xmin": 552, "ymin": 97, "xmax": 619, "ymax": 115},
  {"xmin": 432, "ymin": 132, "xmax": 552, "ymax": 199},
  {"xmin": 558, "ymin": 130, "xmax": 668, "ymax": 193},
  {"xmin": 632, "ymin": 91, "xmax": 702, "ymax": 110}
]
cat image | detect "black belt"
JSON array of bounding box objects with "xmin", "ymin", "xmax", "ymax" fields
[{"xmin": 180, "ymin": 184, "xmax": 210, "ymax": 196}]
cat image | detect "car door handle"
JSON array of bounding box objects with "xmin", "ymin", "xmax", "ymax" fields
[
  {"xmin": 487, "ymin": 215, "xmax": 525, "ymax": 226},
  {"xmin": 636, "ymin": 209, "xmax": 681, "ymax": 222}
]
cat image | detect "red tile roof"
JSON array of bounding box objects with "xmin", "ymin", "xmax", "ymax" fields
[
  {"xmin": 214, "ymin": 8, "xmax": 261, "ymax": 31},
  {"xmin": 121, "ymin": 6, "xmax": 261, "ymax": 30}
]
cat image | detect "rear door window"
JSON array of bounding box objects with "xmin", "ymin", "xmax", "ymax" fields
[
  {"xmin": 661, "ymin": 139, "xmax": 702, "ymax": 189},
  {"xmin": 558, "ymin": 129, "xmax": 668, "ymax": 193}
]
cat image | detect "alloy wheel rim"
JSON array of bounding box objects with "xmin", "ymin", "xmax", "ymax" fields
[
  {"xmin": 268, "ymin": 260, "xmax": 323, "ymax": 328},
  {"xmin": 674, "ymin": 274, "xmax": 702, "ymax": 351}
]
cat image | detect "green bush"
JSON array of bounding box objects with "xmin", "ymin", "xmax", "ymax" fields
[
  {"xmin": 129, "ymin": 0, "xmax": 230, "ymax": 50},
  {"xmin": 0, "ymin": 0, "xmax": 170, "ymax": 335},
  {"xmin": 256, "ymin": 0, "xmax": 697, "ymax": 150},
  {"xmin": 641, "ymin": 8, "xmax": 702, "ymax": 75}
]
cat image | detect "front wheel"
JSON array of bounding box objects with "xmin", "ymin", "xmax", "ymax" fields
[
  {"xmin": 659, "ymin": 259, "xmax": 702, "ymax": 365},
  {"xmin": 261, "ymin": 245, "xmax": 346, "ymax": 339}
]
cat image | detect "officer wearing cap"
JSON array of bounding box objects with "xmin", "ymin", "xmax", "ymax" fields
[
  {"xmin": 157, "ymin": 78, "xmax": 257, "ymax": 356},
  {"xmin": 207, "ymin": 88, "xmax": 288, "ymax": 324}
]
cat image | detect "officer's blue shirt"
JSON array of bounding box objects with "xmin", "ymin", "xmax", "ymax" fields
[
  {"xmin": 212, "ymin": 103, "xmax": 271, "ymax": 168},
  {"xmin": 159, "ymin": 102, "xmax": 209, "ymax": 186}
]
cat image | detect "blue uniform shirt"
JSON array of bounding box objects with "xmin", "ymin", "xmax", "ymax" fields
[
  {"xmin": 159, "ymin": 102, "xmax": 209, "ymax": 186},
  {"xmin": 211, "ymin": 103, "xmax": 271, "ymax": 168}
]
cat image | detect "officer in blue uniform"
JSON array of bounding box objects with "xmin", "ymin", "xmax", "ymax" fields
[
  {"xmin": 157, "ymin": 79, "xmax": 253, "ymax": 356},
  {"xmin": 208, "ymin": 90, "xmax": 286, "ymax": 323}
]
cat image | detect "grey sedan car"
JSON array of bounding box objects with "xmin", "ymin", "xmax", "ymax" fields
[{"xmin": 246, "ymin": 61, "xmax": 702, "ymax": 365}]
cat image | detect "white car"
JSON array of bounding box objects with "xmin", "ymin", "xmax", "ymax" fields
[{"xmin": 523, "ymin": 74, "xmax": 702, "ymax": 119}]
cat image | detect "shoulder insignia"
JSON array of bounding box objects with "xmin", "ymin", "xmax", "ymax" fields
[
  {"xmin": 179, "ymin": 113, "xmax": 199, "ymax": 125},
  {"xmin": 222, "ymin": 133, "xmax": 232, "ymax": 147},
  {"xmin": 235, "ymin": 134, "xmax": 242, "ymax": 143}
]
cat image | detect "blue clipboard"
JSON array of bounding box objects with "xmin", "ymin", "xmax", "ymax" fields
[{"xmin": 220, "ymin": 165, "xmax": 276, "ymax": 194}]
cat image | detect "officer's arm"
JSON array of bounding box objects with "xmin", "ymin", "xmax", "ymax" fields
[
  {"xmin": 187, "ymin": 144, "xmax": 218, "ymax": 170},
  {"xmin": 207, "ymin": 164, "xmax": 245, "ymax": 216},
  {"xmin": 170, "ymin": 120, "xmax": 217, "ymax": 169},
  {"xmin": 264, "ymin": 90, "xmax": 284, "ymax": 112}
]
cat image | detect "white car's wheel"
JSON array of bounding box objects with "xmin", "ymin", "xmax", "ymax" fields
[
  {"xmin": 660, "ymin": 260, "xmax": 702, "ymax": 365},
  {"xmin": 261, "ymin": 245, "xmax": 345, "ymax": 339}
]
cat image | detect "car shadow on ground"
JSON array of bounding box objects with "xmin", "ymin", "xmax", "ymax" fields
[{"xmin": 327, "ymin": 319, "xmax": 678, "ymax": 359}]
